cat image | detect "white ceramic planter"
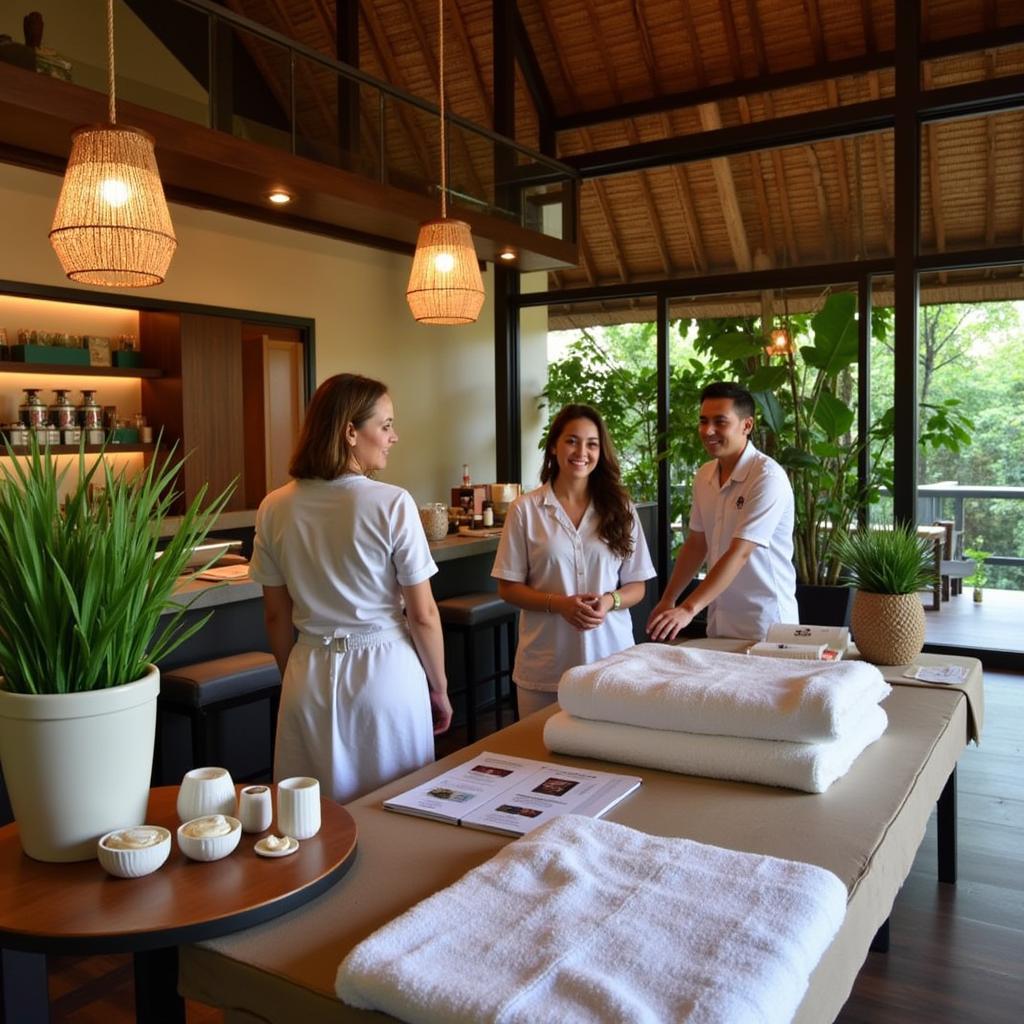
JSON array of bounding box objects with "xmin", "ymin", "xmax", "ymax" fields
[{"xmin": 0, "ymin": 666, "xmax": 159, "ymax": 862}]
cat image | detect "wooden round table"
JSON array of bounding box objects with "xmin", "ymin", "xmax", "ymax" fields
[{"xmin": 0, "ymin": 786, "xmax": 357, "ymax": 1023}]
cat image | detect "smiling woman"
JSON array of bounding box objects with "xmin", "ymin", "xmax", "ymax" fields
[
  {"xmin": 491, "ymin": 403, "xmax": 656, "ymax": 716},
  {"xmin": 248, "ymin": 373, "xmax": 452, "ymax": 803}
]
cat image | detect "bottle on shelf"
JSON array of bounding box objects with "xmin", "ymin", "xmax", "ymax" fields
[
  {"xmin": 18, "ymin": 388, "xmax": 47, "ymax": 429},
  {"xmin": 77, "ymin": 390, "xmax": 102, "ymax": 430},
  {"xmin": 50, "ymin": 390, "xmax": 76, "ymax": 431},
  {"xmin": 482, "ymin": 500, "xmax": 494, "ymax": 528}
]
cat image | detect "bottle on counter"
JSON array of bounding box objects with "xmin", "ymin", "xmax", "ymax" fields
[
  {"xmin": 482, "ymin": 500, "xmax": 494, "ymax": 528},
  {"xmin": 458, "ymin": 462, "xmax": 475, "ymax": 516}
]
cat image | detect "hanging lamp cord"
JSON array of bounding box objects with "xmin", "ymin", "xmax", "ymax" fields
[
  {"xmin": 438, "ymin": 0, "xmax": 446, "ymax": 219},
  {"xmin": 106, "ymin": 0, "xmax": 117, "ymax": 125}
]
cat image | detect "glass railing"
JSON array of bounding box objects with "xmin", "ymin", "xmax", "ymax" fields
[{"xmin": 108, "ymin": 0, "xmax": 577, "ymax": 245}]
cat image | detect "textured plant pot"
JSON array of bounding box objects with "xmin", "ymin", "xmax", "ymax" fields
[
  {"xmin": 850, "ymin": 592, "xmax": 926, "ymax": 666},
  {"xmin": 0, "ymin": 667, "xmax": 158, "ymax": 862}
]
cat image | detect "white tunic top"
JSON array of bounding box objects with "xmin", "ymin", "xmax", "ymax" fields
[
  {"xmin": 689, "ymin": 441, "xmax": 798, "ymax": 640},
  {"xmin": 249, "ymin": 475, "xmax": 437, "ymax": 803},
  {"xmin": 491, "ymin": 484, "xmax": 656, "ymax": 692}
]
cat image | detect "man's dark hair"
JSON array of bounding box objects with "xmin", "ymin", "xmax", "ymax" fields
[{"xmin": 700, "ymin": 381, "xmax": 755, "ymax": 419}]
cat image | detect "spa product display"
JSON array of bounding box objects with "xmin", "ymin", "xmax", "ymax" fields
[
  {"xmin": 747, "ymin": 623, "xmax": 850, "ymax": 661},
  {"xmin": 384, "ymin": 752, "xmax": 640, "ymax": 836},
  {"xmin": 97, "ymin": 825, "xmax": 172, "ymax": 878}
]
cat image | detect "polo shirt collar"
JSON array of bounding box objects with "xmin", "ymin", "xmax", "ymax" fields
[{"xmin": 728, "ymin": 440, "xmax": 758, "ymax": 483}]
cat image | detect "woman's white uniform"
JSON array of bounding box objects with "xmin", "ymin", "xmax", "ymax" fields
[
  {"xmin": 491, "ymin": 483, "xmax": 656, "ymax": 696},
  {"xmin": 250, "ymin": 474, "xmax": 436, "ymax": 803}
]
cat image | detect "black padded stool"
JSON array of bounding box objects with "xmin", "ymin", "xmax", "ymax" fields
[
  {"xmin": 157, "ymin": 651, "xmax": 281, "ymax": 781},
  {"xmin": 437, "ymin": 593, "xmax": 519, "ymax": 742}
]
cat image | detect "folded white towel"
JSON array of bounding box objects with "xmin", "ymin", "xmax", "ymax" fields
[
  {"xmin": 336, "ymin": 814, "xmax": 847, "ymax": 1024},
  {"xmin": 543, "ymin": 703, "xmax": 888, "ymax": 794},
  {"xmin": 557, "ymin": 643, "xmax": 890, "ymax": 743}
]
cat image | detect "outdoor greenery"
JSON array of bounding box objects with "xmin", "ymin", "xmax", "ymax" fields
[
  {"xmin": 543, "ymin": 293, "xmax": 1022, "ymax": 590},
  {"xmin": 963, "ymin": 545, "xmax": 993, "ymax": 591},
  {"xmin": 0, "ymin": 442, "xmax": 232, "ymax": 695},
  {"xmin": 836, "ymin": 524, "xmax": 938, "ymax": 595}
]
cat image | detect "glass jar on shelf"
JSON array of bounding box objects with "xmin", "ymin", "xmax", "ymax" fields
[
  {"xmin": 50, "ymin": 389, "xmax": 76, "ymax": 430},
  {"xmin": 19, "ymin": 389, "xmax": 47, "ymax": 429},
  {"xmin": 78, "ymin": 390, "xmax": 102, "ymax": 430}
]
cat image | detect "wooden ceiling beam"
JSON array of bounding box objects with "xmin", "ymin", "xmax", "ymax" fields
[
  {"xmin": 510, "ymin": 3, "xmax": 555, "ymax": 128},
  {"xmin": 580, "ymin": 0, "xmax": 672, "ymax": 277},
  {"xmin": 534, "ymin": 1, "xmax": 629, "ymax": 284},
  {"xmin": 448, "ymin": 0, "xmax": 493, "ymax": 127},
  {"xmin": 867, "ymin": 72, "xmax": 894, "ymax": 255},
  {"xmin": 359, "ymin": 1, "xmax": 435, "ymax": 180},
  {"xmin": 921, "ymin": 63, "xmax": 948, "ymax": 284},
  {"xmin": 983, "ymin": 3, "xmax": 998, "ymax": 251},
  {"xmin": 801, "ymin": 0, "xmax": 843, "ymax": 260}
]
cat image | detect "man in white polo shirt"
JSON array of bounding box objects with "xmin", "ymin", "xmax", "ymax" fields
[{"xmin": 647, "ymin": 382, "xmax": 798, "ymax": 641}]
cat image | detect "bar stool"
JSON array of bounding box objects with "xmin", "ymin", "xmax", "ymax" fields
[
  {"xmin": 436, "ymin": 593, "xmax": 519, "ymax": 742},
  {"xmin": 157, "ymin": 651, "xmax": 281, "ymax": 782}
]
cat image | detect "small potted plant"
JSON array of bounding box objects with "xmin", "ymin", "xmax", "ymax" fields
[
  {"xmin": 963, "ymin": 543, "xmax": 992, "ymax": 603},
  {"xmin": 836, "ymin": 523, "xmax": 937, "ymax": 666},
  {"xmin": 0, "ymin": 441, "xmax": 231, "ymax": 861}
]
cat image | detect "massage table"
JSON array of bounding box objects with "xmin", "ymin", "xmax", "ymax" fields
[{"xmin": 178, "ymin": 653, "xmax": 983, "ymax": 1023}]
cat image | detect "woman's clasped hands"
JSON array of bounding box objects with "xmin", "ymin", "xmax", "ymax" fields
[{"xmin": 554, "ymin": 592, "xmax": 609, "ymax": 631}]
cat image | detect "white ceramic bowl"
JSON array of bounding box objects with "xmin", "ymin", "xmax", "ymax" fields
[
  {"xmin": 176, "ymin": 814, "xmax": 242, "ymax": 862},
  {"xmin": 97, "ymin": 826, "xmax": 172, "ymax": 878}
]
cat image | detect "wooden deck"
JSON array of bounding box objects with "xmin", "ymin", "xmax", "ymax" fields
[{"xmin": 923, "ymin": 587, "xmax": 1024, "ymax": 658}]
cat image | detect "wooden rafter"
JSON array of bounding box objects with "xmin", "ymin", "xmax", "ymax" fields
[
  {"xmin": 448, "ymin": 0, "xmax": 493, "ymax": 127},
  {"xmin": 632, "ymin": 0, "xmax": 708, "ymax": 273},
  {"xmin": 801, "ymin": 0, "xmax": 843, "ymax": 259},
  {"xmin": 921, "ymin": 63, "xmax": 948, "ymax": 284},
  {"xmin": 983, "ymin": 1, "xmax": 997, "ymax": 249},
  {"xmin": 231, "ymin": 0, "xmax": 337, "ymax": 150},
  {"xmin": 360, "ymin": 0, "xmax": 434, "ymax": 180},
  {"xmin": 866, "ymin": 71, "xmax": 894, "ymax": 255},
  {"xmin": 534, "ymin": 1, "xmax": 629, "ymax": 284},
  {"xmin": 386, "ymin": 0, "xmax": 486, "ymax": 200},
  {"xmin": 580, "ymin": 0, "xmax": 673, "ymax": 277}
]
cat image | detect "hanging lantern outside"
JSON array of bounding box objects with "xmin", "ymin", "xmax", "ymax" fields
[{"xmin": 50, "ymin": 125, "xmax": 177, "ymax": 287}]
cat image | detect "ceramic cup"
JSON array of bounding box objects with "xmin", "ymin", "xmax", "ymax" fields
[
  {"xmin": 277, "ymin": 777, "xmax": 321, "ymax": 840},
  {"xmin": 176, "ymin": 766, "xmax": 236, "ymax": 823},
  {"xmin": 237, "ymin": 785, "xmax": 273, "ymax": 834}
]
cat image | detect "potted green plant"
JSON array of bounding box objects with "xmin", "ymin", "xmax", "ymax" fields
[
  {"xmin": 963, "ymin": 543, "xmax": 992, "ymax": 603},
  {"xmin": 836, "ymin": 524, "xmax": 937, "ymax": 665},
  {"xmin": 0, "ymin": 442, "xmax": 231, "ymax": 861}
]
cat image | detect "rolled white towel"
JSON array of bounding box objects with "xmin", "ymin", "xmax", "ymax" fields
[
  {"xmin": 336, "ymin": 814, "xmax": 847, "ymax": 1024},
  {"xmin": 543, "ymin": 702, "xmax": 888, "ymax": 794},
  {"xmin": 557, "ymin": 643, "xmax": 890, "ymax": 743}
]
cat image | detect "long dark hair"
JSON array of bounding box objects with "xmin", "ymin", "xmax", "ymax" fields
[
  {"xmin": 289, "ymin": 373, "xmax": 387, "ymax": 480},
  {"xmin": 541, "ymin": 404, "xmax": 634, "ymax": 558}
]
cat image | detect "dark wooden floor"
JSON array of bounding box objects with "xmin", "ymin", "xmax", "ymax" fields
[
  {"xmin": 39, "ymin": 675, "xmax": 1022, "ymax": 1023},
  {"xmin": 923, "ymin": 586, "xmax": 1024, "ymax": 654}
]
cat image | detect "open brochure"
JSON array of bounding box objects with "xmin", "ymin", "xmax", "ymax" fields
[
  {"xmin": 383, "ymin": 752, "xmax": 642, "ymax": 837},
  {"xmin": 748, "ymin": 623, "xmax": 850, "ymax": 662}
]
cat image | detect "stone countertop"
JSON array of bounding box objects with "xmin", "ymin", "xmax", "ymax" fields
[{"xmin": 162, "ymin": 531, "xmax": 501, "ymax": 613}]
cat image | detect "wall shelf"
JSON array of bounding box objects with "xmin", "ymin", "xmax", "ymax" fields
[
  {"xmin": 1, "ymin": 444, "xmax": 153, "ymax": 455},
  {"xmin": 0, "ymin": 363, "xmax": 163, "ymax": 378}
]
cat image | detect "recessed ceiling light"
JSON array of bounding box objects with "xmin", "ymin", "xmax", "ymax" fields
[
  {"xmin": 267, "ymin": 190, "xmax": 292, "ymax": 205},
  {"xmin": 498, "ymin": 248, "xmax": 517, "ymax": 261}
]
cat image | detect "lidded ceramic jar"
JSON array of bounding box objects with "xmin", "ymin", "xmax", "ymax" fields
[{"xmin": 419, "ymin": 502, "xmax": 449, "ymax": 542}]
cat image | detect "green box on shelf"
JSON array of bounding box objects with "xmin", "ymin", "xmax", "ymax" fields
[
  {"xmin": 10, "ymin": 344, "xmax": 90, "ymax": 366},
  {"xmin": 109, "ymin": 428, "xmax": 140, "ymax": 445},
  {"xmin": 112, "ymin": 351, "xmax": 143, "ymax": 368}
]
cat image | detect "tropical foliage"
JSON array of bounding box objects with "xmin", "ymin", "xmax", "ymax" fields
[{"xmin": 0, "ymin": 442, "xmax": 233, "ymax": 694}]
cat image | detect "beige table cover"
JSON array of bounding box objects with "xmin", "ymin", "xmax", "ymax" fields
[{"xmin": 180, "ymin": 666, "xmax": 975, "ymax": 1024}]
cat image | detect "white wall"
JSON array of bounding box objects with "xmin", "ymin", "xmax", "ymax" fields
[{"xmin": 0, "ymin": 162, "xmax": 498, "ymax": 504}]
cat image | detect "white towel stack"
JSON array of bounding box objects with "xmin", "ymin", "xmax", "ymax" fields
[
  {"xmin": 546, "ymin": 644, "xmax": 891, "ymax": 793},
  {"xmin": 336, "ymin": 814, "xmax": 847, "ymax": 1023}
]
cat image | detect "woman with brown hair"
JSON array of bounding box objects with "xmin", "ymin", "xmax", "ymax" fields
[
  {"xmin": 491, "ymin": 404, "xmax": 655, "ymax": 717},
  {"xmin": 250, "ymin": 373, "xmax": 451, "ymax": 803}
]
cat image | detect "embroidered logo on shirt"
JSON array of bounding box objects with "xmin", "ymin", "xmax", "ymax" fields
[{"xmin": 735, "ymin": 496, "xmax": 745, "ymax": 509}]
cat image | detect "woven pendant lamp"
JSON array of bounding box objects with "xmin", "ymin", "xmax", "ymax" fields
[
  {"xmin": 49, "ymin": 0, "xmax": 176, "ymax": 287},
  {"xmin": 406, "ymin": 0, "xmax": 484, "ymax": 325}
]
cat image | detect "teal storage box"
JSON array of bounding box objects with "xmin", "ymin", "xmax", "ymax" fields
[
  {"xmin": 113, "ymin": 351, "xmax": 143, "ymax": 368},
  {"xmin": 109, "ymin": 428, "xmax": 140, "ymax": 445},
  {"xmin": 10, "ymin": 344, "xmax": 90, "ymax": 366}
]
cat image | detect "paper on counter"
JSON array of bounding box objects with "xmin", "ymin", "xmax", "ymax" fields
[{"xmin": 903, "ymin": 664, "xmax": 968, "ymax": 684}]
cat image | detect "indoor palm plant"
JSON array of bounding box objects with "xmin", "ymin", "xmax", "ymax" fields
[
  {"xmin": 0, "ymin": 441, "xmax": 231, "ymax": 861},
  {"xmin": 836, "ymin": 524, "xmax": 937, "ymax": 666}
]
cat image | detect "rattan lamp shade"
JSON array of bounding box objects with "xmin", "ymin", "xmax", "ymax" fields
[
  {"xmin": 49, "ymin": 125, "xmax": 177, "ymax": 288},
  {"xmin": 406, "ymin": 218, "xmax": 485, "ymax": 325}
]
